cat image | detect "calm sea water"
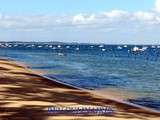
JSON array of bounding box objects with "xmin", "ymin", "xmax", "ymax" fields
[{"xmin": 0, "ymin": 42, "xmax": 160, "ymax": 110}]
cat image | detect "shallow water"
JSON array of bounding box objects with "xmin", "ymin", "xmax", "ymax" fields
[{"xmin": 0, "ymin": 42, "xmax": 160, "ymax": 110}]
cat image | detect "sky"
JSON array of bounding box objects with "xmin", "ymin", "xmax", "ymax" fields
[{"xmin": 0, "ymin": 0, "xmax": 160, "ymax": 44}]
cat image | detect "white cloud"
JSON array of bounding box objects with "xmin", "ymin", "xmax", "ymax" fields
[
  {"xmin": 0, "ymin": 8, "xmax": 160, "ymax": 44},
  {"xmin": 73, "ymin": 14, "xmax": 85, "ymax": 24},
  {"xmin": 72, "ymin": 14, "xmax": 95, "ymax": 24},
  {"xmin": 0, "ymin": 10, "xmax": 159, "ymax": 31},
  {"xmin": 155, "ymin": 0, "xmax": 160, "ymax": 12},
  {"xmin": 134, "ymin": 11, "xmax": 155, "ymax": 21},
  {"xmin": 103, "ymin": 10, "xmax": 128, "ymax": 18}
]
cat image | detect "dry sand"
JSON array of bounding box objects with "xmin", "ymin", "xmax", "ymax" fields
[{"xmin": 0, "ymin": 58, "xmax": 160, "ymax": 120}]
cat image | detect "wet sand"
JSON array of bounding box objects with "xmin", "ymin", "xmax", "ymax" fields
[
  {"xmin": 0, "ymin": 58, "xmax": 160, "ymax": 120},
  {"xmin": 92, "ymin": 88, "xmax": 140, "ymax": 101}
]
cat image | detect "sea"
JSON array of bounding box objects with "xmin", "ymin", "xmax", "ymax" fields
[{"xmin": 0, "ymin": 42, "xmax": 160, "ymax": 111}]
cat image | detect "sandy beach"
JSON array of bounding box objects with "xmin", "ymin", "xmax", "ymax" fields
[{"xmin": 0, "ymin": 58, "xmax": 160, "ymax": 120}]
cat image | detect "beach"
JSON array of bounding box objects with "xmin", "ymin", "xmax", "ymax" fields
[{"xmin": 0, "ymin": 58, "xmax": 160, "ymax": 120}]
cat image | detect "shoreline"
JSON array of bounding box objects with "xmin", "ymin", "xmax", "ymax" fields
[
  {"xmin": 0, "ymin": 58, "xmax": 160, "ymax": 119},
  {"xmin": 39, "ymin": 75, "xmax": 160, "ymax": 114},
  {"xmin": 28, "ymin": 63, "xmax": 160, "ymax": 114}
]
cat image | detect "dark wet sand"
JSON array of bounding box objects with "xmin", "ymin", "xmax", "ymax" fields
[{"xmin": 0, "ymin": 58, "xmax": 160, "ymax": 120}]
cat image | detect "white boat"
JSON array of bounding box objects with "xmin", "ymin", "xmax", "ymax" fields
[
  {"xmin": 117, "ymin": 46, "xmax": 122, "ymax": 49},
  {"xmin": 37, "ymin": 45, "xmax": 42, "ymax": 48},
  {"xmin": 102, "ymin": 48, "xmax": 106, "ymax": 51},
  {"xmin": 151, "ymin": 45, "xmax": 156, "ymax": 48},
  {"xmin": 66, "ymin": 46, "xmax": 70, "ymax": 48},
  {"xmin": 141, "ymin": 46, "xmax": 148, "ymax": 51},
  {"xmin": 57, "ymin": 45, "xmax": 61, "ymax": 48},
  {"xmin": 76, "ymin": 48, "xmax": 79, "ymax": 50},
  {"xmin": 99, "ymin": 45, "xmax": 104, "ymax": 48},
  {"xmin": 132, "ymin": 46, "xmax": 141, "ymax": 52},
  {"xmin": 123, "ymin": 45, "xmax": 127, "ymax": 48},
  {"xmin": 49, "ymin": 45, "xmax": 52, "ymax": 48},
  {"xmin": 58, "ymin": 53, "xmax": 64, "ymax": 56}
]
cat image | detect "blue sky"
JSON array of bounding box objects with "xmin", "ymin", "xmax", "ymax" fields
[
  {"xmin": 0, "ymin": 0, "xmax": 154, "ymax": 15},
  {"xmin": 0, "ymin": 0, "xmax": 160, "ymax": 44}
]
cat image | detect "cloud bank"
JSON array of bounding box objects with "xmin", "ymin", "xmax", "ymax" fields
[{"xmin": 0, "ymin": 10, "xmax": 160, "ymax": 31}]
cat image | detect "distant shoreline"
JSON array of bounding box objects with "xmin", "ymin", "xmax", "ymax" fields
[{"xmin": 0, "ymin": 41, "xmax": 160, "ymax": 46}]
